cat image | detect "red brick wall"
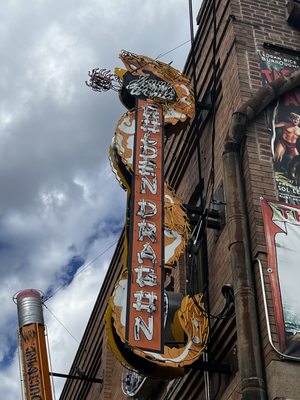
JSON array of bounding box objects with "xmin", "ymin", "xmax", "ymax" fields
[{"xmin": 166, "ymin": 0, "xmax": 300, "ymax": 398}]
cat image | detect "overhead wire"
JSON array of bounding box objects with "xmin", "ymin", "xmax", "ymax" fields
[
  {"xmin": 40, "ymin": 238, "xmax": 120, "ymax": 348},
  {"xmin": 155, "ymin": 40, "xmax": 191, "ymax": 60},
  {"xmin": 42, "ymin": 302, "xmax": 80, "ymax": 345},
  {"xmin": 117, "ymin": 39, "xmax": 191, "ymax": 81},
  {"xmin": 44, "ymin": 238, "xmax": 119, "ymax": 302}
]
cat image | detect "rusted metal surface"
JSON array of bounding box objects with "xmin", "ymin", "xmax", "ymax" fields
[{"xmin": 223, "ymin": 146, "xmax": 267, "ymax": 400}]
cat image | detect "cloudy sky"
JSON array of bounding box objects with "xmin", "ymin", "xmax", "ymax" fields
[{"xmin": 0, "ymin": 0, "xmax": 201, "ymax": 398}]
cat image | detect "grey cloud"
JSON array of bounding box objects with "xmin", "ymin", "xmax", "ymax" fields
[{"xmin": 0, "ymin": 0, "xmax": 200, "ymax": 398}]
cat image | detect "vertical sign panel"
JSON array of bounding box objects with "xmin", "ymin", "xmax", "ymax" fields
[
  {"xmin": 20, "ymin": 323, "xmax": 53, "ymax": 400},
  {"xmin": 261, "ymin": 198, "xmax": 300, "ymax": 358},
  {"xmin": 126, "ymin": 99, "xmax": 164, "ymax": 353}
]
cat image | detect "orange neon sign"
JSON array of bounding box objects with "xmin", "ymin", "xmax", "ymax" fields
[
  {"xmin": 88, "ymin": 51, "xmax": 209, "ymax": 375},
  {"xmin": 126, "ymin": 99, "xmax": 164, "ymax": 352}
]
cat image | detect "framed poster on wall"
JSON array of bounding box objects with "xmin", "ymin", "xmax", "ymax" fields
[{"xmin": 261, "ymin": 197, "xmax": 300, "ymax": 357}]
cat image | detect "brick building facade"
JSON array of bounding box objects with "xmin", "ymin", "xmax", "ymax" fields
[{"xmin": 60, "ymin": 0, "xmax": 300, "ymax": 399}]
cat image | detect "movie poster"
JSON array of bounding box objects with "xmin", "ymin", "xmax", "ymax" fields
[
  {"xmin": 259, "ymin": 48, "xmax": 300, "ymax": 204},
  {"xmin": 261, "ymin": 198, "xmax": 300, "ymax": 358}
]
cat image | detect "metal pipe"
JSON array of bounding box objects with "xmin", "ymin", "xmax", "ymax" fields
[
  {"xmin": 203, "ymin": 352, "xmax": 211, "ymax": 400},
  {"xmin": 188, "ymin": 0, "xmax": 199, "ymax": 108},
  {"xmin": 222, "ymin": 67, "xmax": 300, "ymax": 400},
  {"xmin": 45, "ymin": 326, "xmax": 57, "ymax": 400},
  {"xmin": 49, "ymin": 372, "xmax": 103, "ymax": 383},
  {"xmin": 188, "ymin": 3, "xmax": 212, "ymax": 400},
  {"xmin": 16, "ymin": 331, "xmax": 25, "ymax": 400},
  {"xmin": 223, "ymin": 144, "xmax": 266, "ymax": 400}
]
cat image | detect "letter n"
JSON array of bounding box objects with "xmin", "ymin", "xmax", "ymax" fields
[{"xmin": 134, "ymin": 316, "xmax": 154, "ymax": 341}]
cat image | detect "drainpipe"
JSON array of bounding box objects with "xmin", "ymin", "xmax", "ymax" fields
[{"xmin": 222, "ymin": 70, "xmax": 300, "ymax": 400}]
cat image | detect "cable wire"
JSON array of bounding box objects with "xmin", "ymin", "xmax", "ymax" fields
[
  {"xmin": 42, "ymin": 303, "xmax": 80, "ymax": 345},
  {"xmin": 187, "ymin": 283, "xmax": 235, "ymax": 320},
  {"xmin": 44, "ymin": 238, "xmax": 119, "ymax": 302},
  {"xmin": 155, "ymin": 40, "xmax": 191, "ymax": 61}
]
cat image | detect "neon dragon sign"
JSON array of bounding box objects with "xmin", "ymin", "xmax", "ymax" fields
[{"xmin": 87, "ymin": 50, "xmax": 208, "ymax": 377}]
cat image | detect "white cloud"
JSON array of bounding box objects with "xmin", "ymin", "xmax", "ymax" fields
[
  {"xmin": 0, "ymin": 0, "xmax": 202, "ymax": 398},
  {"xmin": 45, "ymin": 256, "xmax": 112, "ymax": 397},
  {"xmin": 30, "ymin": 24, "xmax": 78, "ymax": 104}
]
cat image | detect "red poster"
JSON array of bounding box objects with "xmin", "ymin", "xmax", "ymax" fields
[
  {"xmin": 261, "ymin": 198, "xmax": 300, "ymax": 357},
  {"xmin": 125, "ymin": 99, "xmax": 164, "ymax": 352},
  {"xmin": 259, "ymin": 49, "xmax": 300, "ymax": 204}
]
